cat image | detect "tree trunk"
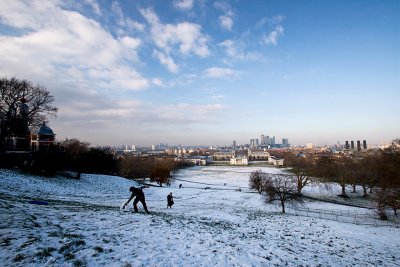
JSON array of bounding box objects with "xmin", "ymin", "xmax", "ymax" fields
[
  {"xmin": 352, "ymin": 184, "xmax": 356, "ymax": 193},
  {"xmin": 341, "ymin": 183, "xmax": 347, "ymax": 197},
  {"xmin": 281, "ymin": 199, "xmax": 285, "ymax": 214},
  {"xmin": 362, "ymin": 187, "xmax": 368, "ymax": 197}
]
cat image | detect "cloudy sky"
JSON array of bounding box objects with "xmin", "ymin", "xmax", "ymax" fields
[{"xmin": 0, "ymin": 0, "xmax": 399, "ymax": 147}]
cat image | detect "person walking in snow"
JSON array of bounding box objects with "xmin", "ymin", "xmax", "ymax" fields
[
  {"xmin": 167, "ymin": 192, "xmax": 174, "ymax": 208},
  {"xmin": 123, "ymin": 186, "xmax": 150, "ymax": 214}
]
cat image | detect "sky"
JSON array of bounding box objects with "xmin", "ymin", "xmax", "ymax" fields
[{"xmin": 0, "ymin": 0, "xmax": 399, "ymax": 147}]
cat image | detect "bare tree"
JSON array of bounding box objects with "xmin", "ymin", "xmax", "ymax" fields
[
  {"xmin": 327, "ymin": 156, "xmax": 354, "ymax": 198},
  {"xmin": 0, "ymin": 77, "xmax": 57, "ymax": 149},
  {"xmin": 375, "ymin": 139, "xmax": 400, "ymax": 218},
  {"xmin": 150, "ymin": 165, "xmax": 171, "ymax": 186},
  {"xmin": 263, "ymin": 173, "xmax": 303, "ymax": 213},
  {"xmin": 358, "ymin": 154, "xmax": 379, "ymax": 197},
  {"xmin": 249, "ymin": 170, "xmax": 266, "ymax": 194},
  {"xmin": 284, "ymin": 154, "xmax": 313, "ymax": 196}
]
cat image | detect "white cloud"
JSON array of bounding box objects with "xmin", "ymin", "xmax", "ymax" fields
[
  {"xmin": 83, "ymin": 0, "xmax": 102, "ymax": 16},
  {"xmin": 111, "ymin": 1, "xmax": 145, "ymax": 32},
  {"xmin": 218, "ymin": 39, "xmax": 261, "ymax": 61},
  {"xmin": 259, "ymin": 15, "xmax": 285, "ymax": 46},
  {"xmin": 152, "ymin": 78, "xmax": 165, "ymax": 87},
  {"xmin": 204, "ymin": 67, "xmax": 239, "ymax": 79},
  {"xmin": 0, "ymin": 1, "xmax": 147, "ymax": 91},
  {"xmin": 219, "ymin": 14, "xmax": 233, "ymax": 31},
  {"xmin": 153, "ymin": 50, "xmax": 179, "ymax": 73},
  {"xmin": 214, "ymin": 2, "xmax": 234, "ymax": 31},
  {"xmin": 261, "ymin": 25, "xmax": 284, "ymax": 46},
  {"xmin": 88, "ymin": 67, "xmax": 148, "ymax": 90},
  {"xmin": 173, "ymin": 0, "xmax": 194, "ymax": 10},
  {"xmin": 139, "ymin": 8, "xmax": 210, "ymax": 72}
]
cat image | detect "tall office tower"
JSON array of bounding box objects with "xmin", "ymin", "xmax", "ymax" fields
[
  {"xmin": 232, "ymin": 140, "xmax": 237, "ymax": 148},
  {"xmin": 255, "ymin": 138, "xmax": 259, "ymax": 147},
  {"xmin": 132, "ymin": 145, "xmax": 136, "ymax": 151},
  {"xmin": 357, "ymin": 140, "xmax": 361, "ymax": 151},
  {"xmin": 282, "ymin": 138, "xmax": 289, "ymax": 148},
  {"xmin": 270, "ymin": 136, "xmax": 276, "ymax": 146},
  {"xmin": 351, "ymin": 141, "xmax": 355, "ymax": 149},
  {"xmin": 151, "ymin": 144, "xmax": 155, "ymax": 150},
  {"xmin": 265, "ymin": 136, "xmax": 269, "ymax": 145},
  {"xmin": 345, "ymin": 141, "xmax": 349, "ymax": 149},
  {"xmin": 363, "ymin": 140, "xmax": 367, "ymax": 150},
  {"xmin": 250, "ymin": 139, "xmax": 255, "ymax": 147},
  {"xmin": 260, "ymin": 134, "xmax": 265, "ymax": 145}
]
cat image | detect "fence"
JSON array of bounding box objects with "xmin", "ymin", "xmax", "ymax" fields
[{"xmin": 288, "ymin": 206, "xmax": 398, "ymax": 227}]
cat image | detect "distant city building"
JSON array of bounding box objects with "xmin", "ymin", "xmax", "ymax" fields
[
  {"xmin": 181, "ymin": 156, "xmax": 213, "ymax": 166},
  {"xmin": 250, "ymin": 139, "xmax": 256, "ymax": 147},
  {"xmin": 232, "ymin": 140, "xmax": 237, "ymax": 148},
  {"xmin": 270, "ymin": 136, "xmax": 275, "ymax": 146},
  {"xmin": 248, "ymin": 148, "xmax": 270, "ymax": 160},
  {"xmin": 306, "ymin": 143, "xmax": 314, "ymax": 149},
  {"xmin": 345, "ymin": 141, "xmax": 349, "ymax": 149},
  {"xmin": 282, "ymin": 138, "xmax": 289, "ymax": 148},
  {"xmin": 357, "ymin": 140, "xmax": 361, "ymax": 151},
  {"xmin": 230, "ymin": 155, "xmax": 248, "ymax": 165},
  {"xmin": 151, "ymin": 144, "xmax": 155, "ymax": 150},
  {"xmin": 363, "ymin": 140, "xmax": 367, "ymax": 150},
  {"xmin": 260, "ymin": 134, "xmax": 265, "ymax": 145},
  {"xmin": 351, "ymin": 141, "xmax": 355, "ymax": 149},
  {"xmin": 268, "ymin": 156, "xmax": 284, "ymax": 166}
]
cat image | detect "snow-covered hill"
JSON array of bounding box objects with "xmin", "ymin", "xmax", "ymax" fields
[{"xmin": 1, "ymin": 167, "xmax": 399, "ymax": 266}]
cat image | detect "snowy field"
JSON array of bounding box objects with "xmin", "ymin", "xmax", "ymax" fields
[{"xmin": 1, "ymin": 166, "xmax": 400, "ymax": 266}]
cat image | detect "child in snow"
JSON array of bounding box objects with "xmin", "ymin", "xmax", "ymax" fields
[
  {"xmin": 167, "ymin": 192, "xmax": 174, "ymax": 208},
  {"xmin": 123, "ymin": 186, "xmax": 150, "ymax": 214}
]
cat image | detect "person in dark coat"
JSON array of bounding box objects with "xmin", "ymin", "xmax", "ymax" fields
[
  {"xmin": 123, "ymin": 186, "xmax": 150, "ymax": 214},
  {"xmin": 167, "ymin": 192, "xmax": 174, "ymax": 208}
]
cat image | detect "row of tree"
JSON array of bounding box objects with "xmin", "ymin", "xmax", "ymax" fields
[
  {"xmin": 250, "ymin": 139, "xmax": 400, "ymax": 217},
  {"xmin": 61, "ymin": 138, "xmax": 192, "ymax": 185}
]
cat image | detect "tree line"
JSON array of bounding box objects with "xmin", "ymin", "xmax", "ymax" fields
[
  {"xmin": 250, "ymin": 139, "xmax": 400, "ymax": 218},
  {"xmin": 0, "ymin": 77, "xmax": 191, "ymax": 185}
]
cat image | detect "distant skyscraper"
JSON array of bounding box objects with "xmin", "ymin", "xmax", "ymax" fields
[
  {"xmin": 357, "ymin": 140, "xmax": 361, "ymax": 151},
  {"xmin": 363, "ymin": 140, "xmax": 367, "ymax": 150},
  {"xmin": 351, "ymin": 141, "xmax": 355, "ymax": 149},
  {"xmin": 232, "ymin": 140, "xmax": 237, "ymax": 148},
  {"xmin": 282, "ymin": 138, "xmax": 289, "ymax": 148},
  {"xmin": 345, "ymin": 141, "xmax": 349, "ymax": 149},
  {"xmin": 255, "ymin": 138, "xmax": 259, "ymax": 147},
  {"xmin": 270, "ymin": 136, "xmax": 275, "ymax": 146},
  {"xmin": 250, "ymin": 139, "xmax": 255, "ymax": 147},
  {"xmin": 260, "ymin": 134, "xmax": 265, "ymax": 145}
]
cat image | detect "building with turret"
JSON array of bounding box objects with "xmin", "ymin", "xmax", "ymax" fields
[{"xmin": 31, "ymin": 121, "xmax": 56, "ymax": 151}]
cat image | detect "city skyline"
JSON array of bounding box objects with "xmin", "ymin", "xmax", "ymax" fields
[{"xmin": 1, "ymin": 0, "xmax": 399, "ymax": 146}]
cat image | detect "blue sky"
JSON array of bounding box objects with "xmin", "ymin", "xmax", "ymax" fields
[{"xmin": 0, "ymin": 0, "xmax": 399, "ymax": 146}]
